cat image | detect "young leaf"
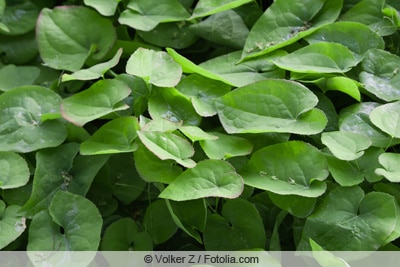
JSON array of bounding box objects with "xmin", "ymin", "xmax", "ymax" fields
[
  {"xmin": 137, "ymin": 131, "xmax": 196, "ymax": 168},
  {"xmin": 159, "ymin": 159, "xmax": 244, "ymax": 201},
  {"xmin": 370, "ymin": 101, "xmax": 400, "ymax": 139},
  {"xmin": 298, "ymin": 186, "xmax": 398, "ymax": 250},
  {"xmin": 376, "ymin": 153, "xmax": 400, "ymax": 182},
  {"xmin": 61, "ymin": 79, "xmax": 131, "ymax": 126},
  {"xmin": 0, "ymin": 152, "xmax": 29, "ymax": 189},
  {"xmin": 203, "ymin": 199, "xmax": 266, "ymax": 250},
  {"xmin": 215, "ymin": 79, "xmax": 327, "ymax": 134},
  {"xmin": 0, "ymin": 201, "xmax": 26, "ymax": 250},
  {"xmin": 61, "ymin": 48, "xmax": 123, "ymax": 82},
  {"xmin": 321, "ymin": 131, "xmax": 372, "ymax": 160},
  {"xmin": 272, "ymin": 42, "xmax": 358, "ymax": 73},
  {"xmin": 242, "ymin": 141, "xmax": 329, "ymax": 197},
  {"xmin": 190, "ymin": 0, "xmax": 253, "ymax": 19},
  {"xmin": 199, "ymin": 132, "xmax": 253, "ymax": 159},
  {"xmin": 36, "ymin": 6, "xmax": 116, "ymax": 71},
  {"xmin": 126, "ymin": 48, "xmax": 182, "ymax": 87},
  {"xmin": 309, "ymin": 239, "xmax": 351, "ymax": 267},
  {"xmin": 178, "ymin": 126, "xmax": 218, "ymax": 142},
  {"xmin": 0, "ymin": 86, "xmax": 67, "ymax": 153},
  {"xmin": 118, "ymin": 0, "xmax": 190, "ymax": 31},
  {"xmin": 80, "ymin": 116, "xmax": 140, "ymax": 155},
  {"xmin": 323, "ymin": 76, "xmax": 361, "ymax": 102}
]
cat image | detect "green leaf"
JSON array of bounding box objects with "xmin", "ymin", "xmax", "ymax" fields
[
  {"xmin": 37, "ymin": 6, "xmax": 116, "ymax": 71},
  {"xmin": 322, "ymin": 76, "xmax": 361, "ymax": 102},
  {"xmin": 339, "ymin": 102, "xmax": 397, "ymax": 148},
  {"xmin": 19, "ymin": 143, "xmax": 109, "ymax": 217},
  {"xmin": 178, "ymin": 126, "xmax": 218, "ymax": 142},
  {"xmin": 0, "ymin": 202, "xmax": 26, "ymax": 250},
  {"xmin": 61, "ymin": 79, "xmax": 131, "ymax": 126},
  {"xmin": 242, "ymin": 141, "xmax": 329, "ymax": 197},
  {"xmin": 242, "ymin": 0, "xmax": 342, "ymax": 60},
  {"xmin": 305, "ymin": 21, "xmax": 384, "ymax": 59},
  {"xmin": 134, "ymin": 143, "xmax": 182, "ymax": 183},
  {"xmin": 61, "ymin": 48, "xmax": 122, "ymax": 82},
  {"xmin": 199, "ymin": 132, "xmax": 253, "ymax": 159},
  {"xmin": 0, "ymin": 32, "xmax": 38, "ymax": 65},
  {"xmin": 321, "ymin": 131, "xmax": 371, "ymax": 160},
  {"xmin": 298, "ymin": 186, "xmax": 398, "ymax": 250},
  {"xmin": 309, "ymin": 239, "xmax": 351, "ymax": 267},
  {"xmin": 159, "ymin": 159, "xmax": 244, "ymax": 201},
  {"xmin": 126, "ymin": 48, "xmax": 182, "ymax": 87},
  {"xmin": 370, "ymin": 101, "xmax": 400, "ymax": 139},
  {"xmin": 100, "ymin": 218, "xmax": 153, "ymax": 250},
  {"xmin": 360, "ymin": 49, "xmax": 400, "ymax": 102},
  {"xmin": 27, "ymin": 191, "xmax": 102, "ymax": 251},
  {"xmin": 118, "ymin": 0, "xmax": 190, "ymax": 31},
  {"xmin": 80, "ymin": 116, "xmax": 140, "ymax": 155},
  {"xmin": 272, "ymin": 42, "xmax": 358, "ymax": 73},
  {"xmin": 189, "ymin": 10, "xmax": 249, "ymax": 49},
  {"xmin": 176, "ymin": 74, "xmax": 231, "ymax": 117},
  {"xmin": 0, "ymin": 1, "xmax": 39, "ymax": 35},
  {"xmin": 203, "ymin": 198, "xmax": 266, "ymax": 250},
  {"xmin": 0, "ymin": 64, "xmax": 40, "ymax": 92},
  {"xmin": 215, "ymin": 79, "xmax": 327, "ymax": 134},
  {"xmin": 144, "ymin": 199, "xmax": 178, "ymax": 244},
  {"xmin": 0, "ymin": 86, "xmax": 67, "ymax": 153},
  {"xmin": 84, "ymin": 0, "xmax": 121, "ymax": 16},
  {"xmin": 376, "ymin": 153, "xmax": 400, "ymax": 182},
  {"xmin": 137, "ymin": 131, "xmax": 195, "ymax": 168},
  {"xmin": 166, "ymin": 199, "xmax": 207, "ymax": 243},
  {"xmin": 268, "ymin": 193, "xmax": 317, "ymax": 218},
  {"xmin": 0, "ymin": 152, "xmax": 29, "ymax": 189},
  {"xmin": 190, "ymin": 0, "xmax": 253, "ymax": 19},
  {"xmin": 148, "ymin": 87, "xmax": 201, "ymax": 126}
]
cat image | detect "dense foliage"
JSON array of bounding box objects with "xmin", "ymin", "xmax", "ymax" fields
[{"xmin": 1, "ymin": 0, "xmax": 400, "ymax": 254}]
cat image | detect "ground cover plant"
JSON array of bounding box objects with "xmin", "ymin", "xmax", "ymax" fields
[{"xmin": 1, "ymin": 0, "xmax": 400, "ymax": 257}]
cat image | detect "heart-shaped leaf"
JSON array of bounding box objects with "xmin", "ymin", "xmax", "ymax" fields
[
  {"xmin": 199, "ymin": 132, "xmax": 253, "ymax": 159},
  {"xmin": 0, "ymin": 86, "xmax": 67, "ymax": 153},
  {"xmin": 370, "ymin": 101, "xmax": 400, "ymax": 139},
  {"xmin": 80, "ymin": 116, "xmax": 140, "ymax": 155},
  {"xmin": 0, "ymin": 152, "xmax": 29, "ymax": 189},
  {"xmin": 215, "ymin": 79, "xmax": 327, "ymax": 134},
  {"xmin": 159, "ymin": 159, "xmax": 244, "ymax": 201},
  {"xmin": 376, "ymin": 153, "xmax": 400, "ymax": 182},
  {"xmin": 203, "ymin": 198, "xmax": 266, "ymax": 250},
  {"xmin": 126, "ymin": 48, "xmax": 182, "ymax": 87},
  {"xmin": 0, "ymin": 201, "xmax": 26, "ymax": 249},
  {"xmin": 321, "ymin": 131, "xmax": 372, "ymax": 160},
  {"xmin": 37, "ymin": 6, "xmax": 116, "ymax": 71},
  {"xmin": 242, "ymin": 141, "xmax": 329, "ymax": 197},
  {"xmin": 61, "ymin": 79, "xmax": 131, "ymax": 126},
  {"xmin": 298, "ymin": 186, "xmax": 398, "ymax": 250}
]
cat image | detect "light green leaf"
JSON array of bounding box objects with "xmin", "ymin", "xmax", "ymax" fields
[
  {"xmin": 215, "ymin": 79, "xmax": 327, "ymax": 134},
  {"xmin": 310, "ymin": 239, "xmax": 351, "ymax": 267},
  {"xmin": 321, "ymin": 131, "xmax": 371, "ymax": 160},
  {"xmin": 137, "ymin": 131, "xmax": 196, "ymax": 168},
  {"xmin": 61, "ymin": 48, "xmax": 122, "ymax": 82},
  {"xmin": 0, "ymin": 202, "xmax": 26, "ymax": 250},
  {"xmin": 143, "ymin": 200, "xmax": 178, "ymax": 244},
  {"xmin": 148, "ymin": 87, "xmax": 201, "ymax": 125},
  {"xmin": 84, "ymin": 0, "xmax": 121, "ymax": 16},
  {"xmin": 190, "ymin": 0, "xmax": 253, "ymax": 19},
  {"xmin": 118, "ymin": 0, "xmax": 190, "ymax": 31},
  {"xmin": 37, "ymin": 6, "xmax": 116, "ymax": 71},
  {"xmin": 242, "ymin": 0, "xmax": 342, "ymax": 60},
  {"xmin": 0, "ymin": 152, "xmax": 29, "ymax": 189},
  {"xmin": 176, "ymin": 74, "xmax": 231, "ymax": 117},
  {"xmin": 0, "ymin": 86, "xmax": 67, "ymax": 153},
  {"xmin": 0, "ymin": 64, "xmax": 40, "ymax": 92},
  {"xmin": 272, "ymin": 42, "xmax": 358, "ymax": 73},
  {"xmin": 203, "ymin": 199, "xmax": 266, "ymax": 250},
  {"xmin": 0, "ymin": 1, "xmax": 39, "ymax": 35},
  {"xmin": 199, "ymin": 132, "xmax": 252, "ymax": 159},
  {"xmin": 298, "ymin": 186, "xmax": 398, "ymax": 250},
  {"xmin": 376, "ymin": 153, "xmax": 400, "ymax": 182},
  {"xmin": 370, "ymin": 101, "xmax": 400, "ymax": 139},
  {"xmin": 27, "ymin": 191, "xmax": 102, "ymax": 252},
  {"xmin": 134, "ymin": 143, "xmax": 182, "ymax": 183},
  {"xmin": 80, "ymin": 116, "xmax": 140, "ymax": 155},
  {"xmin": 61, "ymin": 79, "xmax": 131, "ymax": 126},
  {"xmin": 322, "ymin": 76, "xmax": 361, "ymax": 102},
  {"xmin": 360, "ymin": 49, "xmax": 400, "ymax": 102},
  {"xmin": 100, "ymin": 218, "xmax": 153, "ymax": 250},
  {"xmin": 178, "ymin": 126, "xmax": 218, "ymax": 142},
  {"xmin": 159, "ymin": 159, "xmax": 244, "ymax": 201},
  {"xmin": 126, "ymin": 48, "xmax": 182, "ymax": 87},
  {"xmin": 242, "ymin": 141, "xmax": 329, "ymax": 197},
  {"xmin": 339, "ymin": 102, "xmax": 397, "ymax": 148}
]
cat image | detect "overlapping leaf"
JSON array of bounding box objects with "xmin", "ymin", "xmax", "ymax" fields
[
  {"xmin": 0, "ymin": 152, "xmax": 29, "ymax": 189},
  {"xmin": 376, "ymin": 153, "xmax": 400, "ymax": 182}
]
